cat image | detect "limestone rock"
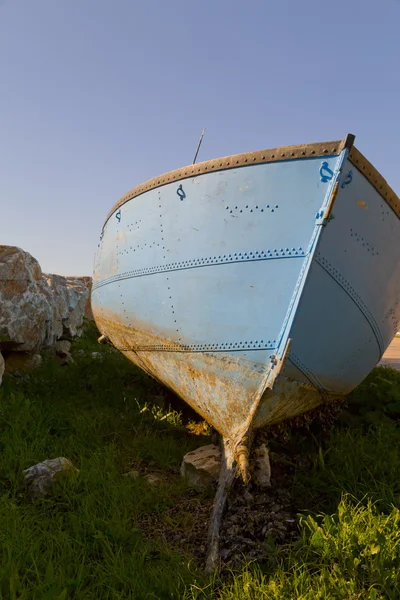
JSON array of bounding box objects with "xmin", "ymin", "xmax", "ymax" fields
[
  {"xmin": 54, "ymin": 340, "xmax": 73, "ymax": 365},
  {"xmin": 181, "ymin": 444, "xmax": 221, "ymax": 489},
  {"xmin": 144, "ymin": 473, "xmax": 165, "ymax": 485},
  {"xmin": 41, "ymin": 274, "xmax": 91, "ymax": 340},
  {"xmin": 253, "ymin": 444, "xmax": 271, "ymax": 489},
  {"xmin": 0, "ymin": 352, "xmax": 4, "ymax": 386},
  {"xmin": 4, "ymin": 352, "xmax": 43, "ymax": 374},
  {"xmin": 54, "ymin": 340, "xmax": 72, "ymax": 356},
  {"xmin": 0, "ymin": 246, "xmax": 53, "ymax": 351},
  {"xmin": 0, "ymin": 245, "xmax": 92, "ymax": 352},
  {"xmin": 78, "ymin": 276, "xmax": 93, "ymax": 321},
  {"xmin": 22, "ymin": 457, "xmax": 78, "ymax": 502},
  {"xmin": 123, "ymin": 470, "xmax": 140, "ymax": 480}
]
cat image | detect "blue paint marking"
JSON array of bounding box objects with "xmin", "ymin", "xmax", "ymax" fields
[
  {"xmin": 115, "ymin": 209, "xmax": 121, "ymax": 223},
  {"xmin": 319, "ymin": 161, "xmax": 334, "ymax": 183},
  {"xmin": 177, "ymin": 184, "xmax": 186, "ymax": 200},
  {"xmin": 341, "ymin": 170, "xmax": 353, "ymax": 188}
]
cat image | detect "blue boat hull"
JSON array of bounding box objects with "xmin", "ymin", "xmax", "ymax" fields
[{"xmin": 92, "ymin": 136, "xmax": 400, "ymax": 441}]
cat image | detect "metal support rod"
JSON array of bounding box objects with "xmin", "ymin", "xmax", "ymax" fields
[{"xmin": 193, "ymin": 128, "xmax": 206, "ymax": 164}]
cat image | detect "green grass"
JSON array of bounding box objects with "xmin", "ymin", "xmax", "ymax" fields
[{"xmin": 1, "ymin": 325, "xmax": 400, "ymax": 599}]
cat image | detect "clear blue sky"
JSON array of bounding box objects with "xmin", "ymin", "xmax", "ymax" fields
[{"xmin": 1, "ymin": 0, "xmax": 399, "ymax": 275}]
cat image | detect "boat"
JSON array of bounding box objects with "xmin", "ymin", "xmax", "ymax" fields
[{"xmin": 92, "ymin": 134, "xmax": 400, "ymax": 568}]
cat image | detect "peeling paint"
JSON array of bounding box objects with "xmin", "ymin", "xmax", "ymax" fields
[
  {"xmin": 357, "ymin": 200, "xmax": 368, "ymax": 209},
  {"xmin": 92, "ymin": 310, "xmax": 340, "ymax": 437}
]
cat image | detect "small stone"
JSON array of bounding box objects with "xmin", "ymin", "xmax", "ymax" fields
[
  {"xmin": 226, "ymin": 514, "xmax": 240, "ymax": 524},
  {"xmin": 180, "ymin": 444, "xmax": 221, "ymax": 489},
  {"xmin": 54, "ymin": 340, "xmax": 74, "ymax": 365},
  {"xmin": 144, "ymin": 473, "xmax": 164, "ymax": 485},
  {"xmin": 243, "ymin": 538, "xmax": 256, "ymax": 546},
  {"xmin": 253, "ymin": 444, "xmax": 271, "ymax": 488},
  {"xmin": 54, "ymin": 340, "xmax": 71, "ymax": 356},
  {"xmin": 123, "ymin": 470, "xmax": 140, "ymax": 479},
  {"xmin": 255, "ymin": 494, "xmax": 268, "ymax": 505},
  {"xmin": 91, "ymin": 352, "xmax": 103, "ymax": 360},
  {"xmin": 22, "ymin": 457, "xmax": 78, "ymax": 502},
  {"xmin": 243, "ymin": 490, "xmax": 254, "ymax": 504}
]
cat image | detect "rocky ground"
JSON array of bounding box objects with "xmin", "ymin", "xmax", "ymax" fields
[
  {"xmin": 138, "ymin": 457, "xmax": 300, "ymax": 572},
  {"xmin": 218, "ymin": 454, "xmax": 298, "ymax": 570},
  {"xmin": 138, "ymin": 436, "xmax": 319, "ymax": 572}
]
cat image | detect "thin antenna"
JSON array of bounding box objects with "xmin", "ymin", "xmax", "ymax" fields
[{"xmin": 193, "ymin": 128, "xmax": 206, "ymax": 164}]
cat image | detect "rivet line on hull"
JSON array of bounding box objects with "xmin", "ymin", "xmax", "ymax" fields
[
  {"xmin": 315, "ymin": 253, "xmax": 385, "ymax": 356},
  {"xmin": 93, "ymin": 249, "xmax": 306, "ymax": 291},
  {"xmin": 288, "ymin": 352, "xmax": 329, "ymax": 400},
  {"xmin": 117, "ymin": 342, "xmax": 277, "ymax": 353}
]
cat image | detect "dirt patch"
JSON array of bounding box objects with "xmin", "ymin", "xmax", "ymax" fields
[
  {"xmin": 137, "ymin": 452, "xmax": 301, "ymax": 571},
  {"xmin": 217, "ymin": 451, "xmax": 299, "ymax": 570},
  {"xmin": 138, "ymin": 488, "xmax": 214, "ymax": 562}
]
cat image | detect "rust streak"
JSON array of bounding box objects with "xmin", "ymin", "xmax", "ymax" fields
[{"xmin": 92, "ymin": 308, "xmax": 344, "ymax": 438}]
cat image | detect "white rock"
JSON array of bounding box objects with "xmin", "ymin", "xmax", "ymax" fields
[
  {"xmin": 144, "ymin": 473, "xmax": 165, "ymax": 485},
  {"xmin": 54, "ymin": 340, "xmax": 72, "ymax": 357},
  {"xmin": 54, "ymin": 340, "xmax": 74, "ymax": 365},
  {"xmin": 253, "ymin": 444, "xmax": 271, "ymax": 488},
  {"xmin": 0, "ymin": 246, "xmax": 53, "ymax": 351},
  {"xmin": 22, "ymin": 457, "xmax": 78, "ymax": 501},
  {"xmin": 42, "ymin": 274, "xmax": 91, "ymax": 340},
  {"xmin": 0, "ymin": 245, "xmax": 92, "ymax": 352},
  {"xmin": 181, "ymin": 444, "xmax": 221, "ymax": 489}
]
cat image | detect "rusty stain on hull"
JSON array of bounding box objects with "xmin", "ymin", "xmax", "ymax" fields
[
  {"xmin": 255, "ymin": 378, "xmax": 341, "ymax": 428},
  {"xmin": 94, "ymin": 311, "xmax": 340, "ymax": 437},
  {"xmin": 95, "ymin": 312, "xmax": 264, "ymax": 436}
]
